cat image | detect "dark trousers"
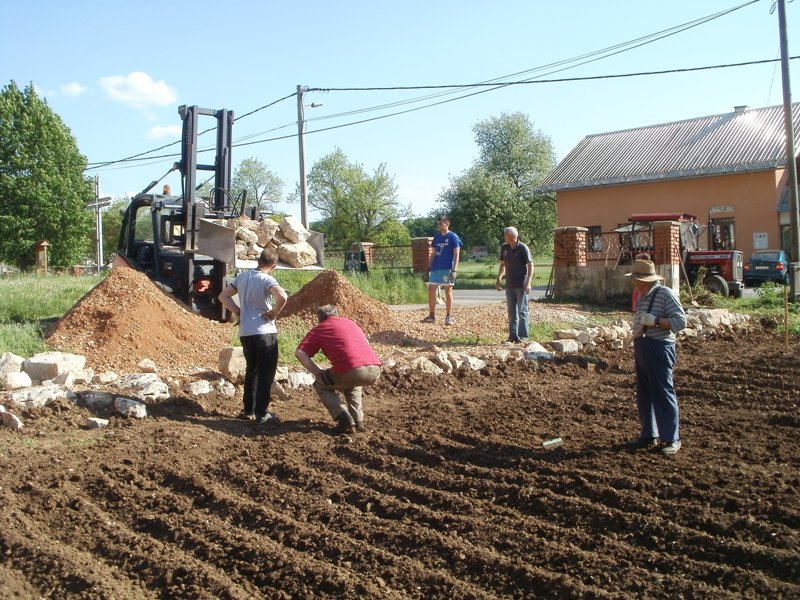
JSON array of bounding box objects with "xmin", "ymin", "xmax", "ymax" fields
[
  {"xmin": 633, "ymin": 336, "xmax": 680, "ymax": 443},
  {"xmin": 240, "ymin": 333, "xmax": 279, "ymax": 417}
]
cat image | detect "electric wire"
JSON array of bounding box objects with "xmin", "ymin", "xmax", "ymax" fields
[{"xmin": 86, "ymin": 0, "xmax": 767, "ymax": 170}]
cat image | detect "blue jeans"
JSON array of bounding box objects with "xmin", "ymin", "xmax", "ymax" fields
[
  {"xmin": 505, "ymin": 287, "xmax": 529, "ymax": 341},
  {"xmin": 633, "ymin": 336, "xmax": 680, "ymax": 443}
]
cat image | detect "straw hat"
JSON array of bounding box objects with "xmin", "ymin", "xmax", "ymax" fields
[{"xmin": 625, "ymin": 259, "xmax": 663, "ymax": 282}]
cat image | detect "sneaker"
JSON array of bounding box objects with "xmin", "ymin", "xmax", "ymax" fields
[
  {"xmin": 333, "ymin": 412, "xmax": 355, "ymax": 435},
  {"xmin": 505, "ymin": 337, "xmax": 520, "ymax": 343},
  {"xmin": 421, "ymin": 314, "xmax": 435, "ymax": 323},
  {"xmin": 237, "ymin": 411, "xmax": 256, "ymax": 420},
  {"xmin": 444, "ymin": 315, "xmax": 454, "ymax": 326},
  {"xmin": 625, "ymin": 437, "xmax": 658, "ymax": 450},
  {"xmin": 661, "ymin": 440, "xmax": 682, "ymax": 455},
  {"xmin": 256, "ymin": 412, "xmax": 280, "ymax": 425},
  {"xmin": 355, "ymin": 421, "xmax": 366, "ymax": 433}
]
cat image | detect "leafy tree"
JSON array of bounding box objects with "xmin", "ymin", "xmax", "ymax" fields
[
  {"xmin": 101, "ymin": 196, "xmax": 131, "ymax": 265},
  {"xmin": 438, "ymin": 112, "xmax": 556, "ymax": 255},
  {"xmin": 231, "ymin": 157, "xmax": 284, "ymax": 214},
  {"xmin": 0, "ymin": 81, "xmax": 94, "ymax": 269},
  {"xmin": 306, "ymin": 148, "xmax": 409, "ymax": 245},
  {"xmin": 403, "ymin": 215, "xmax": 438, "ymax": 238}
]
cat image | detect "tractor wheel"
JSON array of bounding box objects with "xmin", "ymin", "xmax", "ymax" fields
[{"xmin": 703, "ymin": 274, "xmax": 729, "ymax": 297}]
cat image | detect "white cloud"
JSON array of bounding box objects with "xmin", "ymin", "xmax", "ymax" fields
[
  {"xmin": 99, "ymin": 72, "xmax": 177, "ymax": 108},
  {"xmin": 146, "ymin": 124, "xmax": 181, "ymax": 139},
  {"xmin": 60, "ymin": 82, "xmax": 87, "ymax": 97}
]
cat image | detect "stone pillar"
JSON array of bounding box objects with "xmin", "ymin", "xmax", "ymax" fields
[
  {"xmin": 411, "ymin": 237, "xmax": 433, "ymax": 273},
  {"xmin": 553, "ymin": 227, "xmax": 588, "ymax": 298},
  {"xmin": 554, "ymin": 227, "xmax": 587, "ymax": 267},
  {"xmin": 652, "ymin": 221, "xmax": 681, "ymax": 292},
  {"xmin": 360, "ymin": 242, "xmax": 375, "ymax": 267}
]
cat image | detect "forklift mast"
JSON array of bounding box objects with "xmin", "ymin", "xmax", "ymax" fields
[{"xmin": 178, "ymin": 105, "xmax": 234, "ymax": 250}]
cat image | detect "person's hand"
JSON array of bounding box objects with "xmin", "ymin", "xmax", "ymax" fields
[
  {"xmin": 449, "ymin": 270, "xmax": 457, "ymax": 285},
  {"xmin": 495, "ymin": 278, "xmax": 502, "ymax": 291},
  {"xmin": 643, "ymin": 313, "xmax": 657, "ymax": 327},
  {"xmin": 423, "ymin": 271, "xmax": 430, "ymax": 283}
]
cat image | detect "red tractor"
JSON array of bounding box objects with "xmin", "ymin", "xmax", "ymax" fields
[{"xmin": 623, "ymin": 213, "xmax": 744, "ymax": 298}]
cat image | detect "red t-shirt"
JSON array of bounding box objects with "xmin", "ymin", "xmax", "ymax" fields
[{"xmin": 297, "ymin": 316, "xmax": 382, "ymax": 373}]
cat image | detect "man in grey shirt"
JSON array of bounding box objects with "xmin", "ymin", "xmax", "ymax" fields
[{"xmin": 496, "ymin": 227, "xmax": 533, "ymax": 343}]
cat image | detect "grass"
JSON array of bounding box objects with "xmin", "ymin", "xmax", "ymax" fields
[
  {"xmin": 0, "ymin": 273, "xmax": 105, "ymax": 358},
  {"xmin": 456, "ymin": 257, "xmax": 553, "ymax": 289}
]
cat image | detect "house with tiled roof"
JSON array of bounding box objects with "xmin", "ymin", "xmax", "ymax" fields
[{"xmin": 539, "ymin": 103, "xmax": 800, "ymax": 261}]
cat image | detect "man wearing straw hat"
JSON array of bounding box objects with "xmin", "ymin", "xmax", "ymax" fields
[{"xmin": 625, "ymin": 259, "xmax": 687, "ymax": 455}]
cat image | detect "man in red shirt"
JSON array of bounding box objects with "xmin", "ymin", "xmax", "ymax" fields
[{"xmin": 295, "ymin": 304, "xmax": 382, "ymax": 434}]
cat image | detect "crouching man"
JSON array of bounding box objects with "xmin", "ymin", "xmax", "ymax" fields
[{"xmin": 295, "ymin": 304, "xmax": 382, "ymax": 434}]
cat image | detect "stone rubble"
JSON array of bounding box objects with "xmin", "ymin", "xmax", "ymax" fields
[{"xmin": 0, "ymin": 308, "xmax": 752, "ymax": 430}]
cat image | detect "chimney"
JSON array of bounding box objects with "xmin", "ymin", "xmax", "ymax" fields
[{"xmin": 733, "ymin": 105, "xmax": 749, "ymax": 113}]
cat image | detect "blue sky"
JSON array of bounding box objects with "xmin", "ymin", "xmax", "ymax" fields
[{"xmin": 2, "ymin": 0, "xmax": 797, "ymax": 221}]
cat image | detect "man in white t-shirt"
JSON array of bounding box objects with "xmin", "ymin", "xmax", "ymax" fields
[{"xmin": 219, "ymin": 250, "xmax": 288, "ymax": 424}]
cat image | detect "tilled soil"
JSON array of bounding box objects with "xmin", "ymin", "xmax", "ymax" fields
[{"xmin": 2, "ymin": 328, "xmax": 799, "ymax": 599}]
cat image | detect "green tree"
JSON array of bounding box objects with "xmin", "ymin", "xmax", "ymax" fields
[
  {"xmin": 101, "ymin": 196, "xmax": 130, "ymax": 264},
  {"xmin": 0, "ymin": 81, "xmax": 94, "ymax": 269},
  {"xmin": 439, "ymin": 112, "xmax": 556, "ymax": 255},
  {"xmin": 403, "ymin": 215, "xmax": 438, "ymax": 238},
  {"xmin": 306, "ymin": 148, "xmax": 409, "ymax": 245},
  {"xmin": 231, "ymin": 157, "xmax": 284, "ymax": 214}
]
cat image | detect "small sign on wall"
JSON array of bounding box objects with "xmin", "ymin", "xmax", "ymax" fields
[{"xmin": 753, "ymin": 232, "xmax": 768, "ymax": 250}]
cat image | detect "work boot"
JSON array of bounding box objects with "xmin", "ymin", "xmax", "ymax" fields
[{"xmin": 333, "ymin": 412, "xmax": 355, "ymax": 435}]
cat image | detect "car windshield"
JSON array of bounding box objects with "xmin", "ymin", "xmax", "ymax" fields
[{"xmin": 753, "ymin": 252, "xmax": 781, "ymax": 261}]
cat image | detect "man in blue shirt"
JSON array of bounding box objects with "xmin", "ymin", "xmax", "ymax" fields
[{"xmin": 422, "ymin": 215, "xmax": 462, "ymax": 325}]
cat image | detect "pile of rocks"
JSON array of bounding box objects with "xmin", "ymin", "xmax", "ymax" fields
[{"xmin": 230, "ymin": 214, "xmax": 318, "ymax": 268}]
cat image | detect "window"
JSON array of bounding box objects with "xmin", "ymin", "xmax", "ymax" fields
[{"xmin": 586, "ymin": 225, "xmax": 603, "ymax": 252}]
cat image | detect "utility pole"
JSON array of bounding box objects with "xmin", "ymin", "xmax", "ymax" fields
[
  {"xmin": 297, "ymin": 85, "xmax": 309, "ymax": 229},
  {"xmin": 778, "ymin": 0, "xmax": 800, "ymax": 299},
  {"xmin": 86, "ymin": 176, "xmax": 112, "ymax": 273}
]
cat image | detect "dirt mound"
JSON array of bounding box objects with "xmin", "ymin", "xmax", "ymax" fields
[
  {"xmin": 46, "ymin": 267, "xmax": 233, "ymax": 376},
  {"xmin": 282, "ymin": 270, "xmax": 398, "ymax": 333}
]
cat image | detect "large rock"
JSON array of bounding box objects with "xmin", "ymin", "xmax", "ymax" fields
[
  {"xmin": 236, "ymin": 227, "xmax": 259, "ymax": 245},
  {"xmin": 278, "ymin": 242, "xmax": 318, "ymax": 268},
  {"xmin": 1, "ymin": 371, "xmax": 32, "ymax": 390},
  {"xmin": 457, "ymin": 354, "xmax": 487, "ymax": 371},
  {"xmin": 524, "ymin": 342, "xmax": 554, "ymax": 361},
  {"xmin": 430, "ymin": 351, "xmax": 454, "ymax": 374},
  {"xmin": 114, "ymin": 397, "xmax": 148, "ymax": 419},
  {"xmin": 410, "ymin": 357, "xmax": 444, "ymax": 376},
  {"xmin": 255, "ymin": 219, "xmax": 279, "ymax": 246},
  {"xmin": 279, "ymin": 216, "xmax": 310, "ymax": 243},
  {"xmin": 8, "ymin": 384, "xmax": 76, "ymax": 409},
  {"xmin": 219, "ymin": 347, "xmax": 246, "ymax": 384},
  {"xmin": 0, "ymin": 352, "xmax": 24, "ymax": 377},
  {"xmin": 116, "ymin": 374, "xmax": 169, "ymax": 402},
  {"xmin": 78, "ymin": 390, "xmax": 115, "ymax": 411},
  {"xmin": 271, "ymin": 381, "xmax": 289, "ymax": 401},
  {"xmin": 549, "ymin": 339, "xmax": 581, "ymax": 354},
  {"xmin": 286, "ymin": 371, "xmax": 316, "ymax": 389},
  {"xmin": 23, "ymin": 352, "xmax": 86, "ymax": 382}
]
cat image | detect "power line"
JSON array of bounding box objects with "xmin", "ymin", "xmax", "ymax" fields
[
  {"xmin": 85, "ymin": 0, "xmax": 766, "ymax": 170},
  {"xmin": 86, "ymin": 92, "xmax": 296, "ymax": 169}
]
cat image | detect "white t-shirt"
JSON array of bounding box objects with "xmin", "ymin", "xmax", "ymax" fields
[{"xmin": 231, "ymin": 270, "xmax": 279, "ymax": 336}]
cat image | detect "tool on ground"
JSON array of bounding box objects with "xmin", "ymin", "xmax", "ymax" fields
[{"xmin": 542, "ymin": 397, "xmax": 587, "ymax": 449}]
